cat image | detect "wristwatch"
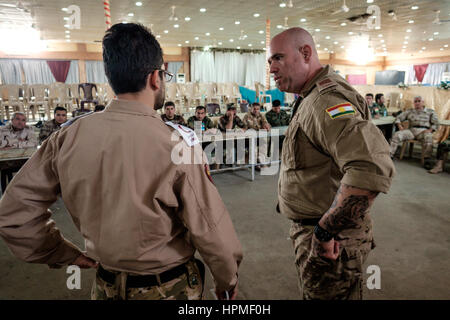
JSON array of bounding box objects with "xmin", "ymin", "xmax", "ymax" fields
[{"xmin": 314, "ymin": 224, "xmax": 334, "ymax": 242}]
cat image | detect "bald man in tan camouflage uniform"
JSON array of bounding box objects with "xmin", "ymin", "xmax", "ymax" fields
[
  {"xmin": 389, "ymin": 96, "xmax": 439, "ymax": 160},
  {"xmin": 269, "ymin": 28, "xmax": 395, "ymax": 300}
]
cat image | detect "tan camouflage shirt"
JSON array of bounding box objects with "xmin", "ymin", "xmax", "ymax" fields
[
  {"xmin": 243, "ymin": 112, "xmax": 269, "ymax": 130},
  {"xmin": 279, "ymin": 65, "xmax": 395, "ymax": 220},
  {"xmin": 395, "ymin": 108, "xmax": 439, "ymax": 131},
  {"xmin": 39, "ymin": 119, "xmax": 62, "ymax": 144},
  {"xmin": 0, "ymin": 99, "xmax": 242, "ymax": 292},
  {"xmin": 0, "ymin": 123, "xmax": 37, "ymax": 149}
]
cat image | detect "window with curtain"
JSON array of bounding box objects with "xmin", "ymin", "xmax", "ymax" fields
[
  {"xmin": 21, "ymin": 59, "xmax": 55, "ymax": 84},
  {"xmin": 191, "ymin": 51, "xmax": 215, "ymax": 82},
  {"xmin": 65, "ymin": 60, "xmax": 80, "ymax": 84},
  {"xmin": 85, "ymin": 60, "xmax": 108, "ymax": 83},
  {"xmin": 0, "ymin": 59, "xmax": 23, "ymax": 84},
  {"xmin": 167, "ymin": 62, "xmax": 183, "ymax": 83}
]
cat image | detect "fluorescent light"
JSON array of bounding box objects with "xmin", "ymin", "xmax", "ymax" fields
[
  {"xmin": 440, "ymin": 48, "xmax": 444, "ymax": 51},
  {"xmin": 277, "ymin": 25, "xmax": 283, "ymax": 29},
  {"xmin": 316, "ymin": 44, "xmax": 320, "ymax": 47},
  {"xmin": 205, "ymin": 32, "xmax": 210, "ymax": 36},
  {"xmin": 194, "ymin": 36, "xmax": 199, "ymax": 40},
  {"xmin": 406, "ymin": 29, "xmax": 411, "ymax": 32},
  {"xmin": 422, "ymin": 47, "xmax": 426, "ymax": 50},
  {"xmin": 380, "ymin": 39, "xmax": 385, "ymax": 43},
  {"xmin": 375, "ymin": 26, "xmax": 380, "ymax": 30},
  {"xmin": 253, "ymin": 13, "xmax": 260, "ymax": 17},
  {"xmin": 402, "ymin": 46, "xmax": 407, "ymax": 49},
  {"xmin": 248, "ymin": 44, "xmax": 252, "ymax": 47},
  {"xmin": 65, "ymin": 35, "xmax": 70, "ymax": 38},
  {"xmin": 66, "ymin": 39, "xmax": 70, "ymax": 42},
  {"xmin": 378, "ymin": 34, "xmax": 383, "ymax": 37},
  {"xmin": 340, "ymin": 22, "xmax": 346, "ymax": 26},
  {"xmin": 367, "ymin": 0, "xmax": 374, "ymax": 3},
  {"xmin": 219, "ymin": 27, "xmax": 224, "ymax": 31},
  {"xmin": 325, "ymin": 36, "xmax": 330, "ymax": 39},
  {"xmin": 185, "ymin": 40, "xmax": 189, "ymax": 44},
  {"xmin": 333, "ymin": 41, "xmax": 338, "ymax": 44},
  {"xmin": 324, "ymin": 48, "xmax": 328, "ymax": 51},
  {"xmin": 403, "ymin": 41, "xmax": 408, "ymax": 44},
  {"xmin": 429, "ymin": 38, "xmax": 434, "ymax": 41},
  {"xmin": 218, "ymin": 42, "xmax": 222, "ymax": 45},
  {"xmin": 64, "ymin": 24, "xmax": 69, "ymax": 28},
  {"xmin": 434, "ymin": 32, "xmax": 439, "ymax": 35},
  {"xmin": 174, "ymin": 24, "xmax": 179, "ymax": 28},
  {"xmin": 63, "ymin": 17, "xmax": 69, "ymax": 21},
  {"xmin": 200, "ymin": 8, "xmax": 206, "ymax": 12},
  {"xmin": 65, "ymin": 30, "xmax": 70, "ymax": 34},
  {"xmin": 341, "ymin": 45, "xmax": 345, "ymax": 48},
  {"xmin": 348, "ymin": 31, "xmax": 353, "ymax": 35},
  {"xmin": 419, "ymin": 50, "xmax": 423, "ymax": 53},
  {"xmin": 279, "ymin": 3, "xmax": 286, "ymax": 8},
  {"xmin": 261, "ymin": 41, "xmax": 265, "ymax": 44},
  {"xmin": 128, "ymin": 13, "xmax": 134, "ymax": 17},
  {"xmin": 404, "ymin": 36, "xmax": 409, "ymax": 39},
  {"xmin": 164, "ymin": 30, "xmax": 169, "ymax": 33},
  {"xmin": 185, "ymin": 17, "xmax": 191, "ymax": 21},
  {"xmin": 258, "ymin": 30, "xmax": 264, "ymax": 34},
  {"xmin": 61, "ymin": 8, "xmax": 68, "ymax": 12},
  {"xmin": 229, "ymin": 39, "xmax": 234, "ymax": 42},
  {"xmin": 235, "ymin": 21, "xmax": 240, "ymax": 24},
  {"xmin": 411, "ymin": 6, "xmax": 419, "ymax": 10},
  {"xmin": 408, "ymin": 20, "xmax": 414, "ymax": 24},
  {"xmin": 178, "ymin": 44, "xmax": 182, "ymax": 47},
  {"xmin": 156, "ymin": 35, "xmax": 161, "ymax": 38},
  {"xmin": 444, "ymin": 45, "xmax": 448, "ymax": 48},
  {"xmin": 237, "ymin": 46, "xmax": 240, "ymax": 49},
  {"xmin": 315, "ymin": 28, "xmax": 320, "ymax": 32},
  {"xmin": 135, "ymin": 2, "xmax": 142, "ymax": 6},
  {"xmin": 300, "ymin": 18, "xmax": 306, "ymax": 22}
]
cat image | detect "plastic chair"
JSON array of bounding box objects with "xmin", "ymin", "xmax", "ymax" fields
[{"xmin": 28, "ymin": 84, "xmax": 51, "ymax": 120}]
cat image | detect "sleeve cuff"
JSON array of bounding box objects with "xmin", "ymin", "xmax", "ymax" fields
[{"xmin": 341, "ymin": 169, "xmax": 392, "ymax": 193}]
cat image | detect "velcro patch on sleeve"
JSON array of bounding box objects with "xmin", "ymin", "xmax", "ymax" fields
[
  {"xmin": 326, "ymin": 103, "xmax": 355, "ymax": 119},
  {"xmin": 317, "ymin": 78, "xmax": 337, "ymax": 92}
]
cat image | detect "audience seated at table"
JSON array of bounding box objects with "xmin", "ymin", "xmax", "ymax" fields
[
  {"xmin": 39, "ymin": 106, "xmax": 68, "ymax": 144},
  {"xmin": 265, "ymin": 99, "xmax": 290, "ymax": 127},
  {"xmin": 389, "ymin": 96, "xmax": 439, "ymax": 163},
  {"xmin": 187, "ymin": 106, "xmax": 216, "ymax": 132},
  {"xmin": 375, "ymin": 93, "xmax": 388, "ymax": 117},
  {"xmin": 243, "ymin": 103, "xmax": 271, "ymax": 168},
  {"xmin": 218, "ymin": 104, "xmax": 245, "ymax": 132},
  {"xmin": 161, "ymin": 101, "xmax": 186, "ymax": 125}
]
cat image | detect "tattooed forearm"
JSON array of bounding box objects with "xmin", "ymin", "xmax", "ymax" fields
[{"xmin": 319, "ymin": 183, "xmax": 378, "ymax": 235}]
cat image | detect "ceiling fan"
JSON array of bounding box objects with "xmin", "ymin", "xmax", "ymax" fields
[
  {"xmin": 432, "ymin": 10, "xmax": 450, "ymax": 24},
  {"xmin": 332, "ymin": 0, "xmax": 349, "ymax": 15}
]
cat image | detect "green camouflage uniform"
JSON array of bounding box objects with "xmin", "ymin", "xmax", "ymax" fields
[
  {"xmin": 218, "ymin": 115, "xmax": 245, "ymax": 132},
  {"xmin": 265, "ymin": 109, "xmax": 290, "ymax": 127},
  {"xmin": 91, "ymin": 259, "xmax": 204, "ymax": 300},
  {"xmin": 186, "ymin": 116, "xmax": 215, "ymax": 131}
]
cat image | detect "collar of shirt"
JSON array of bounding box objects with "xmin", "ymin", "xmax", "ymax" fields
[
  {"xmin": 105, "ymin": 99, "xmax": 157, "ymax": 117},
  {"xmin": 299, "ymin": 64, "xmax": 332, "ymax": 98}
]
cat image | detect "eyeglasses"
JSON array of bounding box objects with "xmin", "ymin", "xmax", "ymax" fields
[{"xmin": 155, "ymin": 69, "xmax": 174, "ymax": 82}]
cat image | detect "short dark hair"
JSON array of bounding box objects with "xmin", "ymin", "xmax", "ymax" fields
[
  {"xmin": 365, "ymin": 93, "xmax": 374, "ymax": 98},
  {"xmin": 272, "ymin": 99, "xmax": 281, "ymax": 107},
  {"xmin": 195, "ymin": 106, "xmax": 206, "ymax": 112},
  {"xmin": 94, "ymin": 105, "xmax": 105, "ymax": 112},
  {"xmin": 102, "ymin": 23, "xmax": 163, "ymax": 95},
  {"xmin": 54, "ymin": 106, "xmax": 67, "ymax": 114},
  {"xmin": 375, "ymin": 93, "xmax": 384, "ymax": 103},
  {"xmin": 251, "ymin": 102, "xmax": 261, "ymax": 108},
  {"xmin": 164, "ymin": 101, "xmax": 175, "ymax": 108}
]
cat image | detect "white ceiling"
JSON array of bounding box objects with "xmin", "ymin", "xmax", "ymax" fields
[{"xmin": 0, "ymin": 0, "xmax": 449, "ymax": 58}]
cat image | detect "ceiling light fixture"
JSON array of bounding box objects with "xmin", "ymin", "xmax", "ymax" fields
[
  {"xmin": 63, "ymin": 17, "xmax": 69, "ymax": 21},
  {"xmin": 408, "ymin": 20, "xmax": 414, "ymax": 24},
  {"xmin": 164, "ymin": 30, "xmax": 169, "ymax": 33},
  {"xmin": 434, "ymin": 32, "xmax": 439, "ymax": 35},
  {"xmin": 325, "ymin": 36, "xmax": 331, "ymax": 39},
  {"xmin": 229, "ymin": 39, "xmax": 234, "ymax": 42},
  {"xmin": 253, "ymin": 13, "xmax": 260, "ymax": 18},
  {"xmin": 135, "ymin": 2, "xmax": 142, "ymax": 6},
  {"xmin": 444, "ymin": 44, "xmax": 449, "ymax": 48},
  {"xmin": 422, "ymin": 47, "xmax": 426, "ymax": 50},
  {"xmin": 315, "ymin": 28, "xmax": 320, "ymax": 32},
  {"xmin": 248, "ymin": 44, "xmax": 252, "ymax": 47},
  {"xmin": 195, "ymin": 36, "xmax": 199, "ymax": 40},
  {"xmin": 200, "ymin": 8, "xmax": 206, "ymax": 13},
  {"xmin": 367, "ymin": 0, "xmax": 373, "ymax": 3},
  {"xmin": 258, "ymin": 30, "xmax": 264, "ymax": 34},
  {"xmin": 185, "ymin": 40, "xmax": 189, "ymax": 44},
  {"xmin": 340, "ymin": 22, "xmax": 346, "ymax": 26},
  {"xmin": 185, "ymin": 17, "xmax": 191, "ymax": 21},
  {"xmin": 169, "ymin": 6, "xmax": 179, "ymax": 21},
  {"xmin": 300, "ymin": 18, "xmax": 306, "ymax": 22},
  {"xmin": 174, "ymin": 24, "xmax": 179, "ymax": 28},
  {"xmin": 235, "ymin": 21, "xmax": 240, "ymax": 25},
  {"xmin": 218, "ymin": 42, "xmax": 222, "ymax": 45},
  {"xmin": 237, "ymin": 46, "xmax": 241, "ymax": 49},
  {"xmin": 348, "ymin": 31, "xmax": 353, "ymax": 35},
  {"xmin": 279, "ymin": 2, "xmax": 286, "ymax": 8},
  {"xmin": 205, "ymin": 32, "xmax": 210, "ymax": 36},
  {"xmin": 128, "ymin": 13, "xmax": 134, "ymax": 17},
  {"xmin": 156, "ymin": 35, "xmax": 161, "ymax": 38},
  {"xmin": 411, "ymin": 6, "xmax": 418, "ymax": 10},
  {"xmin": 178, "ymin": 44, "xmax": 182, "ymax": 47},
  {"xmin": 406, "ymin": 29, "xmax": 412, "ymax": 32},
  {"xmin": 61, "ymin": 8, "xmax": 68, "ymax": 12},
  {"xmin": 219, "ymin": 27, "xmax": 224, "ymax": 31},
  {"xmin": 378, "ymin": 34, "xmax": 383, "ymax": 37}
]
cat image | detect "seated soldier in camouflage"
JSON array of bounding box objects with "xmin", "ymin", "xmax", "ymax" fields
[
  {"xmin": 186, "ymin": 106, "xmax": 215, "ymax": 132},
  {"xmin": 265, "ymin": 99, "xmax": 290, "ymax": 127},
  {"xmin": 218, "ymin": 104, "xmax": 245, "ymax": 132},
  {"xmin": 161, "ymin": 101, "xmax": 186, "ymax": 125},
  {"xmin": 375, "ymin": 93, "xmax": 388, "ymax": 117},
  {"xmin": 243, "ymin": 103, "xmax": 271, "ymax": 167},
  {"xmin": 365, "ymin": 93, "xmax": 380, "ymax": 119},
  {"xmin": 38, "ymin": 106, "xmax": 68, "ymax": 144},
  {"xmin": 389, "ymin": 96, "xmax": 439, "ymax": 163},
  {"xmin": 0, "ymin": 112, "xmax": 37, "ymax": 149}
]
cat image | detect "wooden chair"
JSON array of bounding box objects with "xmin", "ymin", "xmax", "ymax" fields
[{"xmin": 399, "ymin": 139, "xmax": 426, "ymax": 166}]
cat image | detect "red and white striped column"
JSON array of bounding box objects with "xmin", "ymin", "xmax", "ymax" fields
[{"xmin": 104, "ymin": 0, "xmax": 111, "ymax": 30}]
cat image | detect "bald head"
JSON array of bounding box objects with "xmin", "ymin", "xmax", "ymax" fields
[{"xmin": 268, "ymin": 27, "xmax": 323, "ymax": 94}]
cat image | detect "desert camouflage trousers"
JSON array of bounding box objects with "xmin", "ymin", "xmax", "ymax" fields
[
  {"xmin": 290, "ymin": 215, "xmax": 375, "ymax": 300},
  {"xmin": 91, "ymin": 259, "xmax": 204, "ymax": 300},
  {"xmin": 389, "ymin": 128, "xmax": 433, "ymax": 158}
]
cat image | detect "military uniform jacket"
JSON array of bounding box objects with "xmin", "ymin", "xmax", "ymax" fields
[
  {"xmin": 0, "ymin": 99, "xmax": 242, "ymax": 292},
  {"xmin": 279, "ymin": 65, "xmax": 395, "ymax": 220},
  {"xmin": 243, "ymin": 112, "xmax": 268, "ymax": 130},
  {"xmin": 265, "ymin": 109, "xmax": 290, "ymax": 127},
  {"xmin": 0, "ymin": 123, "xmax": 37, "ymax": 149},
  {"xmin": 161, "ymin": 114, "xmax": 186, "ymax": 126},
  {"xmin": 186, "ymin": 116, "xmax": 215, "ymax": 130},
  {"xmin": 218, "ymin": 115, "xmax": 245, "ymax": 132},
  {"xmin": 395, "ymin": 108, "xmax": 439, "ymax": 131},
  {"xmin": 39, "ymin": 119, "xmax": 62, "ymax": 144}
]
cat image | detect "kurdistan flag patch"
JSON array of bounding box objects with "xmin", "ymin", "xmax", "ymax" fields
[{"xmin": 326, "ymin": 103, "xmax": 355, "ymax": 119}]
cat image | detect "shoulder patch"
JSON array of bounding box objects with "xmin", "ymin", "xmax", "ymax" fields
[
  {"xmin": 326, "ymin": 103, "xmax": 355, "ymax": 119},
  {"xmin": 317, "ymin": 78, "xmax": 337, "ymax": 92}
]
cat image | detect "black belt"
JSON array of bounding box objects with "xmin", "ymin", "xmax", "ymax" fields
[
  {"xmin": 293, "ymin": 218, "xmax": 320, "ymax": 226},
  {"xmin": 98, "ymin": 262, "xmax": 189, "ymax": 288},
  {"xmin": 413, "ymin": 126, "xmax": 430, "ymax": 129}
]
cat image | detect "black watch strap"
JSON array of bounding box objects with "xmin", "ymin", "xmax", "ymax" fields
[{"xmin": 314, "ymin": 224, "xmax": 334, "ymax": 242}]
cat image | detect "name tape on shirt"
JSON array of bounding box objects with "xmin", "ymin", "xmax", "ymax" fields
[
  {"xmin": 165, "ymin": 121, "xmax": 200, "ymax": 146},
  {"xmin": 326, "ymin": 103, "xmax": 355, "ymax": 119}
]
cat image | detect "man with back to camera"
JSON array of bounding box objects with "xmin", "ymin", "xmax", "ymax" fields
[
  {"xmin": 161, "ymin": 101, "xmax": 186, "ymax": 125},
  {"xmin": 269, "ymin": 27, "xmax": 395, "ymax": 300},
  {"xmin": 0, "ymin": 23, "xmax": 242, "ymax": 301}
]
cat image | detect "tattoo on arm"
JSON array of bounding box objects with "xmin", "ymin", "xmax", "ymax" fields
[{"xmin": 320, "ymin": 184, "xmax": 378, "ymax": 235}]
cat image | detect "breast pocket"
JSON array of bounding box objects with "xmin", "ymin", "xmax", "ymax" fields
[{"xmin": 282, "ymin": 123, "xmax": 301, "ymax": 169}]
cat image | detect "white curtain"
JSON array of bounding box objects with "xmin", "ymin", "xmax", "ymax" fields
[
  {"xmin": 215, "ymin": 52, "xmax": 245, "ymax": 84},
  {"xmin": 243, "ymin": 53, "xmax": 266, "ymax": 87},
  {"xmin": 422, "ymin": 62, "xmax": 450, "ymax": 85},
  {"xmin": 21, "ymin": 59, "xmax": 55, "ymax": 84},
  {"xmin": 191, "ymin": 51, "xmax": 215, "ymax": 82},
  {"xmin": 65, "ymin": 60, "xmax": 80, "ymax": 84},
  {"xmin": 85, "ymin": 60, "xmax": 108, "ymax": 83},
  {"xmin": 0, "ymin": 59, "xmax": 23, "ymax": 84},
  {"xmin": 167, "ymin": 62, "xmax": 183, "ymax": 83}
]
